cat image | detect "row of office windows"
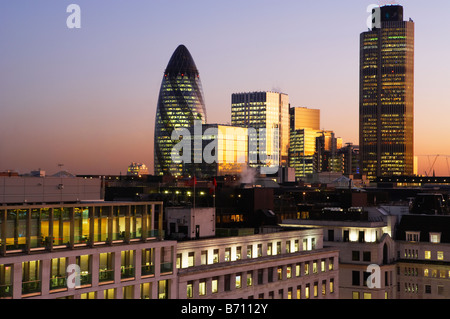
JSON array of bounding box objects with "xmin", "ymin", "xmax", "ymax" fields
[
  {"xmin": 186, "ymin": 259, "xmax": 336, "ymax": 299},
  {"xmin": 0, "ymin": 247, "xmax": 173, "ymax": 298},
  {"xmin": 177, "ymin": 238, "xmax": 318, "ymax": 268},
  {"xmin": 0, "ymin": 205, "xmax": 162, "ymax": 253},
  {"xmin": 399, "ymin": 282, "xmax": 447, "ymax": 297},
  {"xmin": 401, "ymin": 249, "xmax": 445, "ymax": 261},
  {"xmin": 58, "ymin": 281, "xmax": 170, "ymax": 299}
]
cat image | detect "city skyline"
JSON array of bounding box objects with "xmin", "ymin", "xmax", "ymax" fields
[{"xmin": 1, "ymin": 1, "xmax": 450, "ymax": 176}]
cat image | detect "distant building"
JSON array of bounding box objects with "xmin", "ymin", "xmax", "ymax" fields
[
  {"xmin": 154, "ymin": 45, "xmax": 207, "ymax": 177},
  {"xmin": 184, "ymin": 124, "xmax": 248, "ymax": 178},
  {"xmin": 127, "ymin": 163, "xmax": 149, "ymax": 176},
  {"xmin": 359, "ymin": 5, "xmax": 415, "ymax": 179},
  {"xmin": 289, "ymin": 107, "xmax": 321, "ymax": 180},
  {"xmin": 290, "ymin": 107, "xmax": 320, "ymax": 131},
  {"xmin": 232, "ymin": 91, "xmax": 290, "ymax": 170}
]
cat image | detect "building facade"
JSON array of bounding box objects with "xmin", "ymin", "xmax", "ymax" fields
[
  {"xmin": 176, "ymin": 228, "xmax": 339, "ymax": 299},
  {"xmin": 231, "ymin": 91, "xmax": 290, "ymax": 171},
  {"xmin": 0, "ymin": 201, "xmax": 178, "ymax": 299},
  {"xmin": 184, "ymin": 123, "xmax": 249, "ymax": 178},
  {"xmin": 359, "ymin": 5, "xmax": 415, "ymax": 179},
  {"xmin": 154, "ymin": 45, "xmax": 207, "ymax": 177},
  {"xmin": 281, "ymin": 206, "xmax": 399, "ymax": 299},
  {"xmin": 396, "ymin": 215, "xmax": 450, "ymax": 299}
]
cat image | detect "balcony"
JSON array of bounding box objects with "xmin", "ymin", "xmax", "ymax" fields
[
  {"xmin": 22, "ymin": 280, "xmax": 41, "ymax": 296},
  {"xmin": 141, "ymin": 264, "xmax": 155, "ymax": 277},
  {"xmin": 0, "ymin": 284, "xmax": 13, "ymax": 298},
  {"xmin": 49, "ymin": 276, "xmax": 67, "ymax": 291},
  {"xmin": 120, "ymin": 266, "xmax": 135, "ymax": 279},
  {"xmin": 160, "ymin": 262, "xmax": 173, "ymax": 274},
  {"xmin": 98, "ymin": 269, "xmax": 114, "ymax": 283}
]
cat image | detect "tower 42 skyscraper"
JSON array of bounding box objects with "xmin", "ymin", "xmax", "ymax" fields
[
  {"xmin": 360, "ymin": 5, "xmax": 414, "ymax": 180},
  {"xmin": 154, "ymin": 45, "xmax": 207, "ymax": 176}
]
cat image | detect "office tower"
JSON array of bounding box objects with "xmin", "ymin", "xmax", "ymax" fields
[
  {"xmin": 291, "ymin": 107, "xmax": 320, "ymax": 131},
  {"xmin": 315, "ymin": 131, "xmax": 342, "ymax": 173},
  {"xmin": 336, "ymin": 143, "xmax": 360, "ymax": 176},
  {"xmin": 184, "ymin": 123, "xmax": 249, "ymax": 178},
  {"xmin": 359, "ymin": 5, "xmax": 414, "ymax": 180},
  {"xmin": 289, "ymin": 107, "xmax": 320, "ymax": 179},
  {"xmin": 289, "ymin": 128, "xmax": 317, "ymax": 179},
  {"xmin": 231, "ymin": 92, "xmax": 289, "ymax": 171},
  {"xmin": 154, "ymin": 45, "xmax": 207, "ymax": 177}
]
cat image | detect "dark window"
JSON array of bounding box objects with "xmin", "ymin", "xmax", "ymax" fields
[
  {"xmin": 328, "ymin": 229, "xmax": 334, "ymax": 241},
  {"xmin": 352, "ymin": 251, "xmax": 360, "ymax": 261},
  {"xmin": 352, "ymin": 271, "xmax": 360, "ymax": 286},
  {"xmin": 363, "ymin": 251, "xmax": 371, "ymax": 262},
  {"xmin": 224, "ymin": 275, "xmax": 231, "ymax": 291},
  {"xmin": 343, "ymin": 230, "xmax": 350, "ymax": 242},
  {"xmin": 425, "ymin": 285, "xmax": 431, "ymax": 294}
]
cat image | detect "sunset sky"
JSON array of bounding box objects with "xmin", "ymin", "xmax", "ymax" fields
[{"xmin": 1, "ymin": 0, "xmax": 450, "ymax": 176}]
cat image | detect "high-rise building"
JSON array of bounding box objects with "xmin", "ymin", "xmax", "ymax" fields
[
  {"xmin": 359, "ymin": 5, "xmax": 414, "ymax": 180},
  {"xmin": 154, "ymin": 45, "xmax": 207, "ymax": 177},
  {"xmin": 289, "ymin": 107, "xmax": 320, "ymax": 179},
  {"xmin": 184, "ymin": 123, "xmax": 249, "ymax": 178},
  {"xmin": 231, "ymin": 92, "xmax": 289, "ymax": 171},
  {"xmin": 315, "ymin": 131, "xmax": 343, "ymax": 173},
  {"xmin": 291, "ymin": 107, "xmax": 320, "ymax": 131}
]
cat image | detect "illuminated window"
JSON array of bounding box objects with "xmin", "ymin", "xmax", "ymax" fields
[
  {"xmin": 225, "ymin": 248, "xmax": 231, "ymax": 262},
  {"xmin": 188, "ymin": 252, "xmax": 195, "ymax": 267},
  {"xmin": 305, "ymin": 284, "xmax": 310, "ymax": 299},
  {"xmin": 425, "ymin": 251, "xmax": 431, "ymax": 259},
  {"xmin": 235, "ymin": 274, "xmax": 242, "ymax": 289},
  {"xmin": 187, "ymin": 282, "xmax": 193, "ymax": 298},
  {"xmin": 430, "ymin": 233, "xmax": 441, "ymax": 244},
  {"xmin": 304, "ymin": 263, "xmax": 310, "ymax": 275},
  {"xmin": 247, "ymin": 272, "xmax": 253, "ymax": 287},
  {"xmin": 212, "ymin": 278, "xmax": 218, "ymax": 293},
  {"xmin": 438, "ymin": 251, "xmax": 444, "ymax": 261},
  {"xmin": 199, "ymin": 280, "xmax": 206, "ymax": 296}
]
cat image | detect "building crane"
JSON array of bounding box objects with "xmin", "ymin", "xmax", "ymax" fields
[
  {"xmin": 416, "ymin": 155, "xmax": 450, "ymax": 177},
  {"xmin": 426, "ymin": 155, "xmax": 439, "ymax": 177}
]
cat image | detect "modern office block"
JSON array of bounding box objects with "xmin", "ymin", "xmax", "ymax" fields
[
  {"xmin": 359, "ymin": 5, "xmax": 415, "ymax": 179},
  {"xmin": 290, "ymin": 107, "xmax": 320, "ymax": 131},
  {"xmin": 184, "ymin": 124, "xmax": 249, "ymax": 178},
  {"xmin": 231, "ymin": 91, "xmax": 290, "ymax": 170},
  {"xmin": 0, "ymin": 201, "xmax": 178, "ymax": 299}
]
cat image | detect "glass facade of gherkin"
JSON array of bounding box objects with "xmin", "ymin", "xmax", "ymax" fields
[{"xmin": 154, "ymin": 45, "xmax": 207, "ymax": 176}]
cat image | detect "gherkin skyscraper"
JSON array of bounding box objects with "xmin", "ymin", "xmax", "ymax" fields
[{"xmin": 154, "ymin": 45, "xmax": 207, "ymax": 176}]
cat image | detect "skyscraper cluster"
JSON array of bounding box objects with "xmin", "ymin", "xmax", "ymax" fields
[{"xmin": 154, "ymin": 4, "xmax": 415, "ymax": 182}]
